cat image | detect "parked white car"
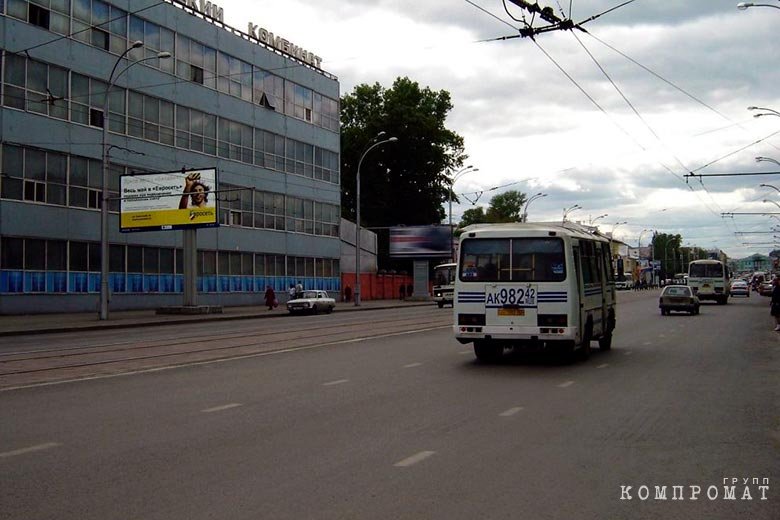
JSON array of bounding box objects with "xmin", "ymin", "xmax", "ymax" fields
[{"xmin": 287, "ymin": 290, "xmax": 336, "ymax": 315}]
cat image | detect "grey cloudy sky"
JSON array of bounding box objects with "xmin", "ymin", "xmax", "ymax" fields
[{"xmin": 219, "ymin": 0, "xmax": 780, "ymax": 257}]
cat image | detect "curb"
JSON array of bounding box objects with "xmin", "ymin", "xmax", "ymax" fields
[{"xmin": 0, "ymin": 301, "xmax": 437, "ymax": 337}]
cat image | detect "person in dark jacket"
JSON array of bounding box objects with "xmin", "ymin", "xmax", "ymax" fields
[
  {"xmin": 771, "ymin": 278, "xmax": 780, "ymax": 331},
  {"xmin": 264, "ymin": 285, "xmax": 276, "ymax": 311}
]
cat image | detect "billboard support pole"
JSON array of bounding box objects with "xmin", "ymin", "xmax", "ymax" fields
[{"xmin": 183, "ymin": 228, "xmax": 197, "ymax": 306}]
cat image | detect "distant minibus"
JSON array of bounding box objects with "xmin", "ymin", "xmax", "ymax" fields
[
  {"xmin": 432, "ymin": 262, "xmax": 456, "ymax": 308},
  {"xmin": 687, "ymin": 259, "xmax": 730, "ymax": 304},
  {"xmin": 454, "ymin": 222, "xmax": 616, "ymax": 362}
]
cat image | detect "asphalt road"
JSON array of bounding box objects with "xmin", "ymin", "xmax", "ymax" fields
[{"xmin": 1, "ymin": 291, "xmax": 778, "ymax": 519}]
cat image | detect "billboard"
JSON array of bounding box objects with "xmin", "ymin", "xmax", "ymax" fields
[
  {"xmin": 389, "ymin": 226, "xmax": 452, "ymax": 258},
  {"xmin": 120, "ymin": 168, "xmax": 218, "ymax": 232}
]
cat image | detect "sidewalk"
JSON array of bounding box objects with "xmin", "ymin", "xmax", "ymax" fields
[{"xmin": 0, "ymin": 299, "xmax": 437, "ymax": 337}]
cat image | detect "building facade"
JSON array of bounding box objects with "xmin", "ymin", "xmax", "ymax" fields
[{"xmin": 0, "ymin": 0, "xmax": 341, "ymax": 314}]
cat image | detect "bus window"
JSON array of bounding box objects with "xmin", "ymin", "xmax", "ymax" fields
[
  {"xmin": 511, "ymin": 238, "xmax": 565, "ymax": 282},
  {"xmin": 460, "ymin": 239, "xmax": 510, "ymax": 282},
  {"xmin": 689, "ymin": 263, "xmax": 723, "ymax": 278}
]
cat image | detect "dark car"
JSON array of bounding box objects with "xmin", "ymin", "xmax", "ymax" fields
[
  {"xmin": 759, "ymin": 281, "xmax": 773, "ymax": 297},
  {"xmin": 659, "ymin": 285, "xmax": 700, "ymax": 315}
]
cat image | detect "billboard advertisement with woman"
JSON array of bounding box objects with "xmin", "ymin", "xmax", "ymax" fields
[{"xmin": 120, "ymin": 168, "xmax": 218, "ymax": 232}]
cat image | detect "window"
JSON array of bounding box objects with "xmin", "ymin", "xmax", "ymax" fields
[
  {"xmin": 176, "ymin": 34, "xmax": 217, "ymax": 88},
  {"xmin": 29, "ymin": 3, "xmax": 51, "ymax": 30},
  {"xmin": 460, "ymin": 239, "xmax": 511, "ymax": 282}
]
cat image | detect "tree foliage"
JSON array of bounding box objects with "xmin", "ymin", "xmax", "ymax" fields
[
  {"xmin": 456, "ymin": 190, "xmax": 528, "ymax": 229},
  {"xmin": 340, "ymin": 77, "xmax": 466, "ymax": 229}
]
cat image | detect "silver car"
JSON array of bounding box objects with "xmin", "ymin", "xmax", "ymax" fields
[{"xmin": 287, "ymin": 290, "xmax": 336, "ymax": 315}]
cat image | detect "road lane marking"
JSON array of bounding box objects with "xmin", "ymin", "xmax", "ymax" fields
[
  {"xmin": 0, "ymin": 442, "xmax": 60, "ymax": 459},
  {"xmin": 624, "ymin": 351, "xmax": 633, "ymax": 356},
  {"xmin": 642, "ymin": 342, "xmax": 652, "ymax": 345},
  {"xmin": 659, "ymin": 334, "xmax": 666, "ymax": 338},
  {"xmin": 458, "ymin": 350, "xmax": 472, "ymax": 355},
  {"xmin": 596, "ymin": 363, "xmax": 609, "ymax": 369},
  {"xmin": 201, "ymin": 403, "xmax": 242, "ymax": 413},
  {"xmin": 323, "ymin": 379, "xmax": 349, "ymax": 386},
  {"xmin": 558, "ymin": 381, "xmax": 575, "ymax": 388},
  {"xmin": 0, "ymin": 325, "xmax": 452, "ymax": 392},
  {"xmin": 394, "ymin": 451, "xmax": 436, "ymax": 467},
  {"xmin": 499, "ymin": 406, "xmax": 524, "ymax": 417},
  {"xmin": 404, "ymin": 362, "xmax": 422, "ymax": 368}
]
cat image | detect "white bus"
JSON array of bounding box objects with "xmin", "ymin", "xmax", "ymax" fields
[
  {"xmin": 432, "ymin": 262, "xmax": 456, "ymax": 308},
  {"xmin": 454, "ymin": 222, "xmax": 616, "ymax": 362},
  {"xmin": 687, "ymin": 259, "xmax": 730, "ymax": 304}
]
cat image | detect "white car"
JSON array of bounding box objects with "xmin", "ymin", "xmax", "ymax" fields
[
  {"xmin": 730, "ymin": 281, "xmax": 749, "ymax": 298},
  {"xmin": 287, "ymin": 290, "xmax": 336, "ymax": 315}
]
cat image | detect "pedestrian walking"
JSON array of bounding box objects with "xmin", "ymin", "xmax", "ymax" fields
[
  {"xmin": 770, "ymin": 278, "xmax": 780, "ymax": 331},
  {"xmin": 400, "ymin": 284, "xmax": 406, "ymax": 300},
  {"xmin": 288, "ymin": 284, "xmax": 296, "ymax": 301},
  {"xmin": 264, "ymin": 285, "xmax": 276, "ymax": 311},
  {"xmin": 295, "ymin": 280, "xmax": 303, "ymax": 299},
  {"xmin": 344, "ymin": 285, "xmax": 352, "ymax": 302}
]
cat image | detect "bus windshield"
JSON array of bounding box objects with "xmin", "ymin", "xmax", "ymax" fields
[
  {"xmin": 433, "ymin": 264, "xmax": 456, "ymax": 287},
  {"xmin": 459, "ymin": 238, "xmax": 565, "ymax": 283},
  {"xmin": 689, "ymin": 263, "xmax": 724, "ymax": 278}
]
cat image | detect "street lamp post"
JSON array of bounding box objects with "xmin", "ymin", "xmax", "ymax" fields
[
  {"xmin": 737, "ymin": 2, "xmax": 780, "ymax": 10},
  {"xmin": 760, "ymin": 182, "xmax": 780, "ymax": 194},
  {"xmin": 521, "ymin": 192, "xmax": 546, "ymax": 223},
  {"xmin": 100, "ymin": 42, "xmax": 170, "ymax": 320},
  {"xmin": 354, "ymin": 133, "xmax": 398, "ymax": 307},
  {"xmin": 764, "ymin": 199, "xmax": 780, "ymax": 211},
  {"xmin": 448, "ymin": 165, "xmax": 478, "ymax": 261},
  {"xmin": 757, "ymin": 157, "xmax": 780, "ymax": 168},
  {"xmin": 562, "ymin": 204, "xmax": 581, "ymax": 222},
  {"xmin": 589, "ymin": 213, "xmax": 608, "ymax": 225}
]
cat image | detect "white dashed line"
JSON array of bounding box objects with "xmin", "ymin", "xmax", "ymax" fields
[
  {"xmin": 558, "ymin": 381, "xmax": 575, "ymax": 388},
  {"xmin": 323, "ymin": 379, "xmax": 349, "ymax": 386},
  {"xmin": 394, "ymin": 451, "xmax": 436, "ymax": 467},
  {"xmin": 596, "ymin": 363, "xmax": 609, "ymax": 369},
  {"xmin": 499, "ymin": 406, "xmax": 524, "ymax": 417},
  {"xmin": 404, "ymin": 362, "xmax": 422, "ymax": 368},
  {"xmin": 624, "ymin": 351, "xmax": 633, "ymax": 356},
  {"xmin": 201, "ymin": 403, "xmax": 242, "ymax": 413},
  {"xmin": 458, "ymin": 350, "xmax": 472, "ymax": 355},
  {"xmin": 642, "ymin": 342, "xmax": 652, "ymax": 346},
  {"xmin": 0, "ymin": 442, "xmax": 61, "ymax": 459}
]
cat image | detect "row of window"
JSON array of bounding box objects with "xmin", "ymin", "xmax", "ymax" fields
[
  {"xmin": 1, "ymin": 143, "xmax": 341, "ymax": 237},
  {"xmin": 5, "ymin": 0, "xmax": 340, "ymax": 131},
  {"xmin": 0, "ymin": 236, "xmax": 341, "ymax": 277},
  {"xmin": 2, "ymin": 53, "xmax": 341, "ymax": 184}
]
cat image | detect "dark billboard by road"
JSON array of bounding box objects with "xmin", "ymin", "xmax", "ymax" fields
[{"xmin": 389, "ymin": 226, "xmax": 452, "ymax": 258}]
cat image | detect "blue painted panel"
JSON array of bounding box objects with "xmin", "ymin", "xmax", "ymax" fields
[
  {"xmin": 203, "ymin": 276, "xmax": 217, "ymax": 292},
  {"xmin": 160, "ymin": 274, "xmax": 175, "ymax": 293},
  {"xmin": 70, "ymin": 273, "xmax": 89, "ymax": 293},
  {"xmin": 127, "ymin": 274, "xmax": 143, "ymax": 292},
  {"xmin": 219, "ymin": 276, "xmax": 231, "ymax": 292},
  {"xmin": 47, "ymin": 272, "xmax": 68, "ymax": 293},
  {"xmin": 88, "ymin": 273, "xmax": 101, "ymax": 293},
  {"xmin": 25, "ymin": 272, "xmax": 46, "ymax": 292},
  {"xmin": 110, "ymin": 273, "xmax": 126, "ymax": 293},
  {"xmin": 144, "ymin": 275, "xmax": 160, "ymax": 293},
  {"xmin": 175, "ymin": 275, "xmax": 184, "ymax": 293}
]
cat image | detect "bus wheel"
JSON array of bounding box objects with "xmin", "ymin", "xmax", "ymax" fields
[
  {"xmin": 598, "ymin": 333, "xmax": 612, "ymax": 351},
  {"xmin": 474, "ymin": 341, "xmax": 503, "ymax": 363},
  {"xmin": 437, "ymin": 302, "xmax": 444, "ymax": 309}
]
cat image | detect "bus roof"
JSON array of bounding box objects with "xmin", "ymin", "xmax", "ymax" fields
[
  {"xmin": 689, "ymin": 259, "xmax": 723, "ymax": 264},
  {"xmin": 460, "ymin": 221, "xmax": 611, "ymax": 243}
]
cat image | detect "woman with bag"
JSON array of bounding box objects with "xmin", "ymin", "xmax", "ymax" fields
[{"xmin": 770, "ymin": 278, "xmax": 780, "ymax": 331}]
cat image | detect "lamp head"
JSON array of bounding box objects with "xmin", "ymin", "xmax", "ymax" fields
[
  {"xmin": 737, "ymin": 2, "xmax": 752, "ymax": 10},
  {"xmin": 157, "ymin": 51, "xmax": 172, "ymax": 59},
  {"xmin": 130, "ymin": 40, "xmax": 144, "ymax": 49},
  {"xmin": 387, "ymin": 137, "xmax": 399, "ymax": 142}
]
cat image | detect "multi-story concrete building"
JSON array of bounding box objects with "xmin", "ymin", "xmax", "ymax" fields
[{"xmin": 0, "ymin": 0, "xmax": 341, "ymax": 314}]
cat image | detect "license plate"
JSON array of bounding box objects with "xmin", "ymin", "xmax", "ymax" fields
[
  {"xmin": 485, "ymin": 285, "xmax": 537, "ymax": 307},
  {"xmin": 498, "ymin": 308, "xmax": 525, "ymax": 316}
]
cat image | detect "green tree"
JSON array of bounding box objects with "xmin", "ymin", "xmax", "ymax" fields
[
  {"xmin": 340, "ymin": 77, "xmax": 466, "ymax": 269},
  {"xmin": 652, "ymin": 233, "xmax": 682, "ymax": 279},
  {"xmin": 458, "ymin": 207, "xmax": 487, "ymax": 228},
  {"xmin": 485, "ymin": 190, "xmax": 526, "ymax": 223},
  {"xmin": 341, "ymin": 77, "xmax": 466, "ymax": 229}
]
